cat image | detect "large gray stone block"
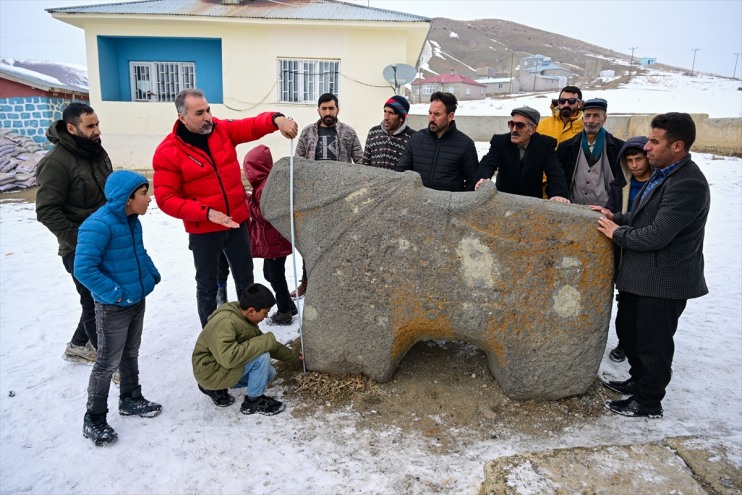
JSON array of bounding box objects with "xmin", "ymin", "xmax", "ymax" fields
[{"xmin": 262, "ymin": 158, "xmax": 614, "ymax": 400}]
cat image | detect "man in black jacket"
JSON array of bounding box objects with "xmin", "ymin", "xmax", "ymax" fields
[
  {"xmin": 592, "ymin": 113, "xmax": 710, "ymax": 418},
  {"xmin": 36, "ymin": 103, "xmax": 113, "ymax": 363},
  {"xmin": 394, "ymin": 92, "xmax": 478, "ymax": 192},
  {"xmin": 557, "ymin": 98, "xmax": 624, "ymax": 205},
  {"xmin": 474, "ymin": 107, "xmax": 569, "ymax": 202}
]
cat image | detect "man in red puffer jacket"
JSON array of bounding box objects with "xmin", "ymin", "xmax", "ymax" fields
[{"xmin": 153, "ymin": 88, "xmax": 297, "ymax": 328}]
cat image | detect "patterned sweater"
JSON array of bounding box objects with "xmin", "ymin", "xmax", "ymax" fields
[{"xmin": 362, "ymin": 122, "xmax": 416, "ymax": 170}]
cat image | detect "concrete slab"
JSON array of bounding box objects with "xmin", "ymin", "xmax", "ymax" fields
[{"xmin": 479, "ymin": 438, "xmax": 719, "ymax": 494}]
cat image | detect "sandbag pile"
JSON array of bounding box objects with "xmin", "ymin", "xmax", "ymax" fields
[{"xmin": 0, "ymin": 130, "xmax": 47, "ymax": 191}]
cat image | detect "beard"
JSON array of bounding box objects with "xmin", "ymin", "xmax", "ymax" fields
[
  {"xmin": 560, "ymin": 107, "xmax": 575, "ymax": 119},
  {"xmin": 584, "ymin": 123, "xmax": 602, "ymax": 134},
  {"xmin": 199, "ymin": 121, "xmax": 214, "ymax": 135},
  {"xmin": 322, "ymin": 115, "xmax": 337, "ymax": 127}
]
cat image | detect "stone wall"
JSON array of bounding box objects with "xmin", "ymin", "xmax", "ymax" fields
[
  {"xmin": 408, "ymin": 113, "xmax": 742, "ymax": 156},
  {"xmin": 0, "ymin": 97, "xmax": 76, "ymax": 147}
]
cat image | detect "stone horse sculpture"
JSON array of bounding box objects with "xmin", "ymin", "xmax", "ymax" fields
[{"xmin": 262, "ymin": 158, "xmax": 613, "ymax": 400}]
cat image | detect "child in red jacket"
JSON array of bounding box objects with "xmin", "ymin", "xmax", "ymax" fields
[{"xmin": 244, "ymin": 145, "xmax": 298, "ymax": 325}]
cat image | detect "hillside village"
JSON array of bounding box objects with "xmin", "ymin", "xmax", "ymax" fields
[{"xmin": 0, "ymin": 9, "xmax": 738, "ymax": 189}]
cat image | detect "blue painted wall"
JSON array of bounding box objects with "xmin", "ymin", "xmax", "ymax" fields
[
  {"xmin": 97, "ymin": 36, "xmax": 222, "ymax": 102},
  {"xmin": 0, "ymin": 97, "xmax": 82, "ymax": 146}
]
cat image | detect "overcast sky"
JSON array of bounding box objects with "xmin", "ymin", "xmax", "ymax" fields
[{"xmin": 1, "ymin": 0, "xmax": 740, "ymax": 77}]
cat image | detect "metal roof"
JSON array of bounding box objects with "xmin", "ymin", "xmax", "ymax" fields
[
  {"xmin": 47, "ymin": 0, "xmax": 430, "ymax": 22},
  {"xmin": 0, "ymin": 63, "xmax": 88, "ymax": 94}
]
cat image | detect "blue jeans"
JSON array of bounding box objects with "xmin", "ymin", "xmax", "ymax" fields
[
  {"xmin": 189, "ymin": 222, "xmax": 254, "ymax": 328},
  {"xmin": 86, "ymin": 300, "xmax": 145, "ymax": 415},
  {"xmin": 233, "ymin": 353, "xmax": 276, "ymax": 398},
  {"xmin": 62, "ymin": 252, "xmax": 97, "ymax": 348}
]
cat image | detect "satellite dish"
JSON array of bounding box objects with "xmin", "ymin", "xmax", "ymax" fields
[{"xmin": 383, "ymin": 64, "xmax": 417, "ymax": 94}]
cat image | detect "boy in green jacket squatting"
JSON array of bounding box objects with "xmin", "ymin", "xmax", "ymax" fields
[{"xmin": 192, "ymin": 283, "xmax": 302, "ymax": 415}]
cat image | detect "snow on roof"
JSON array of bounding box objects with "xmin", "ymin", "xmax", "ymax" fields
[{"xmin": 0, "ymin": 60, "xmax": 88, "ymax": 94}]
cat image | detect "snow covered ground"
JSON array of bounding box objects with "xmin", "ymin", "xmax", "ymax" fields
[
  {"xmin": 0, "ymin": 73, "xmax": 741, "ymax": 494},
  {"xmin": 411, "ymin": 70, "xmax": 742, "ymax": 119}
]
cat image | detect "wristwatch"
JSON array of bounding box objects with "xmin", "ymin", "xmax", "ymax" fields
[{"xmin": 272, "ymin": 113, "xmax": 285, "ymax": 127}]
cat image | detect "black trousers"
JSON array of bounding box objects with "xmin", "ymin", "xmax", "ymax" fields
[
  {"xmin": 263, "ymin": 257, "xmax": 293, "ymax": 314},
  {"xmin": 189, "ymin": 223, "xmax": 254, "ymax": 328},
  {"xmin": 62, "ymin": 252, "xmax": 98, "ymax": 348},
  {"xmin": 616, "ymin": 291, "xmax": 687, "ymax": 409}
]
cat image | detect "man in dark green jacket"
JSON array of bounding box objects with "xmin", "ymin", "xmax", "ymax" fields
[
  {"xmin": 35, "ymin": 102, "xmax": 112, "ymax": 363},
  {"xmin": 193, "ymin": 283, "xmax": 302, "ymax": 415}
]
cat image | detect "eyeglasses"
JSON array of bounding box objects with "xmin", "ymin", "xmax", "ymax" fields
[
  {"xmin": 508, "ymin": 120, "xmax": 531, "ymax": 130},
  {"xmin": 558, "ymin": 98, "xmax": 580, "ymax": 105}
]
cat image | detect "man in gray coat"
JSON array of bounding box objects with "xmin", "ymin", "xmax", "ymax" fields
[{"xmin": 591, "ymin": 113, "xmax": 710, "ymax": 418}]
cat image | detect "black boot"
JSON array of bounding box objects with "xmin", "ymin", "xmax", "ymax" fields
[
  {"xmin": 83, "ymin": 411, "xmax": 118, "ymax": 446},
  {"xmin": 119, "ymin": 385, "xmax": 162, "ymax": 418}
]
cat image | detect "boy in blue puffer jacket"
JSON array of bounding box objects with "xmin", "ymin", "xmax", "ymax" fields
[{"xmin": 75, "ymin": 170, "xmax": 162, "ymax": 446}]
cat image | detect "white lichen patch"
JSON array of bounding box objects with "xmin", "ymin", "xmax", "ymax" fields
[
  {"xmin": 345, "ymin": 188, "xmax": 370, "ymax": 203},
  {"xmin": 560, "ymin": 257, "xmax": 582, "ymax": 269},
  {"xmin": 303, "ymin": 304, "xmax": 318, "ymax": 321},
  {"xmin": 456, "ymin": 237, "xmax": 498, "ymax": 288},
  {"xmin": 552, "ymin": 285, "xmax": 581, "ymax": 318}
]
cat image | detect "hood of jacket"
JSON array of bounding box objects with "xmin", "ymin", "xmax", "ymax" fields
[
  {"xmin": 618, "ymin": 136, "xmax": 649, "ymax": 163},
  {"xmin": 617, "ymin": 135, "xmax": 649, "ymax": 177},
  {"xmin": 243, "ymin": 144, "xmax": 274, "ymax": 190},
  {"xmin": 45, "ymin": 120, "xmax": 92, "ymax": 158},
  {"xmin": 104, "ymin": 170, "xmax": 150, "ymax": 220}
]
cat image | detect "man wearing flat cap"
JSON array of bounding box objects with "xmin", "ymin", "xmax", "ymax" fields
[
  {"xmin": 474, "ymin": 106, "xmax": 569, "ymax": 202},
  {"xmin": 557, "ymin": 98, "xmax": 625, "ymax": 205},
  {"xmin": 362, "ymin": 95, "xmax": 416, "ymax": 170}
]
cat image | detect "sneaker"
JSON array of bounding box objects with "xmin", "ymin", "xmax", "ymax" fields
[
  {"xmin": 240, "ymin": 395, "xmax": 285, "ymax": 416},
  {"xmin": 112, "ymin": 369, "xmax": 120, "ymax": 386},
  {"xmin": 602, "ymin": 378, "xmax": 637, "ymax": 395},
  {"xmin": 609, "ymin": 346, "xmax": 626, "ymax": 362},
  {"xmin": 216, "ymin": 285, "xmax": 227, "ymax": 307},
  {"xmin": 198, "ymin": 384, "xmax": 235, "ymax": 407},
  {"xmin": 83, "ymin": 412, "xmax": 118, "ymax": 446},
  {"xmin": 119, "ymin": 386, "xmax": 162, "ymax": 418},
  {"xmin": 289, "ymin": 279, "xmax": 307, "ymax": 299},
  {"xmin": 63, "ymin": 341, "xmax": 97, "ymax": 364},
  {"xmin": 605, "ymin": 396, "xmax": 663, "ymax": 418},
  {"xmin": 267, "ymin": 311, "xmax": 294, "ymax": 326}
]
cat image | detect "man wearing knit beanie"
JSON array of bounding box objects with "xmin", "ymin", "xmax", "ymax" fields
[{"xmin": 362, "ymin": 95, "xmax": 416, "ymax": 170}]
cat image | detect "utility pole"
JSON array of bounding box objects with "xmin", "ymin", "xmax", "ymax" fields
[
  {"xmin": 690, "ymin": 48, "xmax": 700, "ymax": 76},
  {"xmin": 508, "ymin": 49, "xmax": 515, "ymax": 94},
  {"xmin": 628, "ymin": 46, "xmax": 638, "ymax": 82},
  {"xmin": 734, "ymin": 52, "xmax": 741, "ymax": 79}
]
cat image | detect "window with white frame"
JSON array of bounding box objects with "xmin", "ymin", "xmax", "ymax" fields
[
  {"xmin": 447, "ymin": 86, "xmax": 455, "ymax": 94},
  {"xmin": 465, "ymin": 87, "xmax": 471, "ymax": 95},
  {"xmin": 129, "ymin": 61, "xmax": 196, "ymax": 102},
  {"xmin": 422, "ymin": 84, "xmax": 436, "ymax": 95},
  {"xmin": 278, "ymin": 58, "xmax": 339, "ymax": 103}
]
